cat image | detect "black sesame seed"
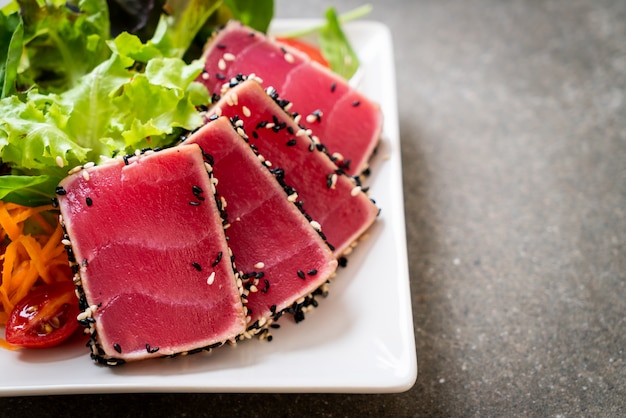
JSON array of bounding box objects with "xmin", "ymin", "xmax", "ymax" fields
[
  {"xmin": 287, "ymin": 126, "xmax": 295, "ymax": 135},
  {"xmin": 192, "ymin": 262, "xmax": 202, "ymax": 271},
  {"xmin": 189, "ymin": 201, "xmax": 201, "ymax": 206},
  {"xmin": 330, "ymin": 82, "xmax": 337, "ymax": 92},
  {"xmin": 146, "ymin": 344, "xmax": 159, "ymax": 353},
  {"xmin": 338, "ymin": 257, "xmax": 348, "ymax": 268},
  {"xmin": 270, "ymin": 323, "xmax": 280, "ymax": 329},
  {"xmin": 307, "ymin": 269, "xmax": 318, "ymax": 276},
  {"xmin": 122, "ymin": 155, "xmax": 130, "ymax": 165},
  {"xmin": 252, "ymin": 130, "xmax": 258, "ymax": 139},
  {"xmin": 82, "ymin": 259, "xmax": 89, "ymax": 267},
  {"xmin": 113, "ymin": 343, "xmax": 122, "ymax": 353},
  {"xmin": 192, "ymin": 185, "xmax": 203, "ymax": 195},
  {"xmin": 51, "ymin": 198, "xmax": 59, "ymax": 207},
  {"xmin": 212, "ymin": 251, "xmax": 223, "ymax": 267},
  {"xmin": 297, "ymin": 270, "xmax": 305, "ymax": 280},
  {"xmin": 352, "ymin": 100, "xmax": 361, "ymax": 107},
  {"xmin": 216, "ymin": 43, "xmax": 226, "ymax": 49},
  {"xmin": 270, "ymin": 304, "xmax": 277, "ymax": 314},
  {"xmin": 261, "ymin": 279, "xmax": 270, "ymax": 293},
  {"xmin": 85, "ymin": 196, "xmax": 93, "ymax": 206},
  {"xmin": 286, "ymin": 139, "xmax": 297, "ymax": 146},
  {"xmin": 216, "ymin": 73, "xmax": 226, "ymax": 80},
  {"xmin": 55, "ymin": 186, "xmax": 67, "ymax": 195}
]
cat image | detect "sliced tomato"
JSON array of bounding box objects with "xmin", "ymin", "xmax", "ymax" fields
[
  {"xmin": 5, "ymin": 281, "xmax": 80, "ymax": 348},
  {"xmin": 275, "ymin": 37, "xmax": 329, "ymax": 68}
]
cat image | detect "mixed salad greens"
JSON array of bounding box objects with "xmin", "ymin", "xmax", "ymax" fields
[
  {"xmin": 0, "ymin": 0, "xmax": 369, "ymax": 207},
  {"xmin": 0, "ymin": 0, "xmax": 372, "ymax": 349}
]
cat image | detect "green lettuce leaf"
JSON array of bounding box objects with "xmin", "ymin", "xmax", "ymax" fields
[
  {"xmin": 0, "ymin": 174, "xmax": 60, "ymax": 206},
  {"xmin": 222, "ymin": 0, "xmax": 273, "ymax": 33},
  {"xmin": 0, "ymin": 11, "xmax": 23, "ymax": 98},
  {"xmin": 319, "ymin": 7, "xmax": 360, "ymax": 80},
  {"xmin": 0, "ymin": 32, "xmax": 209, "ymax": 202},
  {"xmin": 16, "ymin": 0, "xmax": 111, "ymax": 93}
]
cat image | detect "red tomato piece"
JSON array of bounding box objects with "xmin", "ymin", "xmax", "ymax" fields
[
  {"xmin": 275, "ymin": 37, "xmax": 330, "ymax": 68},
  {"xmin": 5, "ymin": 281, "xmax": 80, "ymax": 348}
]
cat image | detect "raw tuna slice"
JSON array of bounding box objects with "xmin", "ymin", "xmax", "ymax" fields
[
  {"xmin": 198, "ymin": 21, "xmax": 382, "ymax": 175},
  {"xmin": 208, "ymin": 78, "xmax": 379, "ymax": 257},
  {"xmin": 184, "ymin": 116, "xmax": 337, "ymax": 331},
  {"xmin": 56, "ymin": 145, "xmax": 246, "ymax": 364}
]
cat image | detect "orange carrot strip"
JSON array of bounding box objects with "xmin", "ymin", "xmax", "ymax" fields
[{"xmin": 0, "ymin": 204, "xmax": 21, "ymax": 242}]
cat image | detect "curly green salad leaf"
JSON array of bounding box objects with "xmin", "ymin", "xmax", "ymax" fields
[
  {"xmin": 11, "ymin": 0, "xmax": 111, "ymax": 94},
  {"xmin": 0, "ymin": 32, "xmax": 209, "ymax": 205}
]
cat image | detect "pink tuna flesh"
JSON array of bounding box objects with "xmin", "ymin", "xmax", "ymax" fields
[
  {"xmin": 184, "ymin": 116, "xmax": 337, "ymax": 328},
  {"xmin": 208, "ymin": 79, "xmax": 379, "ymax": 257},
  {"xmin": 199, "ymin": 21, "xmax": 382, "ymax": 175},
  {"xmin": 57, "ymin": 145, "xmax": 246, "ymax": 363}
]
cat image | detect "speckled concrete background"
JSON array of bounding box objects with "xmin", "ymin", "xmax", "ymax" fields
[{"xmin": 2, "ymin": 0, "xmax": 624, "ymax": 416}]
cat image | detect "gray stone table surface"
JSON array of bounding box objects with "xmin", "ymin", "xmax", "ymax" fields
[{"xmin": 1, "ymin": 0, "xmax": 624, "ymax": 416}]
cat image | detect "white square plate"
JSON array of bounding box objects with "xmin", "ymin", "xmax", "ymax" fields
[{"xmin": 0, "ymin": 19, "xmax": 416, "ymax": 395}]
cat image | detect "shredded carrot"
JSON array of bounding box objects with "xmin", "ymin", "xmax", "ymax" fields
[{"xmin": 0, "ymin": 201, "xmax": 72, "ymax": 333}]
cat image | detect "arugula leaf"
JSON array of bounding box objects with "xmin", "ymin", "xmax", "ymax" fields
[
  {"xmin": 222, "ymin": 0, "xmax": 273, "ymax": 33},
  {"xmin": 0, "ymin": 174, "xmax": 60, "ymax": 206},
  {"xmin": 319, "ymin": 7, "xmax": 360, "ymax": 80},
  {"xmin": 12, "ymin": 0, "xmax": 112, "ymax": 93},
  {"xmin": 0, "ymin": 11, "xmax": 23, "ymax": 98}
]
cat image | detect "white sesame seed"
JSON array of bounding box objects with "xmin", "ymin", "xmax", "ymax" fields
[
  {"xmin": 242, "ymin": 105, "xmax": 251, "ymax": 117},
  {"xmin": 264, "ymin": 160, "xmax": 272, "ymax": 167},
  {"xmin": 61, "ymin": 239, "xmax": 71, "ymax": 246},
  {"xmin": 296, "ymin": 129, "xmax": 307, "ymax": 137},
  {"xmin": 220, "ymin": 195, "xmax": 227, "ymax": 208},
  {"xmin": 250, "ymin": 285, "xmax": 258, "ymax": 293},
  {"xmin": 55, "ymin": 156, "xmax": 64, "ymax": 168},
  {"xmin": 284, "ymin": 102, "xmax": 293, "ymax": 111},
  {"xmin": 265, "ymin": 122, "xmax": 275, "ymax": 129},
  {"xmin": 218, "ymin": 58, "xmax": 226, "ymax": 70},
  {"xmin": 310, "ymin": 220, "xmax": 322, "ymax": 231},
  {"xmin": 330, "ymin": 173, "xmax": 338, "ymax": 189},
  {"xmin": 68, "ymin": 165, "xmax": 82, "ymax": 175},
  {"xmin": 223, "ymin": 52, "xmax": 236, "ymax": 61},
  {"xmin": 235, "ymin": 119, "xmax": 244, "ymax": 127},
  {"xmin": 201, "ymin": 72, "xmax": 210, "ymax": 80},
  {"xmin": 236, "ymin": 127, "xmax": 248, "ymax": 139},
  {"xmin": 332, "ymin": 152, "xmax": 344, "ymax": 161},
  {"xmin": 287, "ymin": 193, "xmax": 298, "ymax": 202},
  {"xmin": 351, "ymin": 186, "xmax": 362, "ymax": 196},
  {"xmin": 306, "ymin": 114, "xmax": 317, "ymax": 123},
  {"xmin": 284, "ymin": 52, "xmax": 295, "ymax": 63},
  {"xmin": 82, "ymin": 170, "xmax": 90, "ymax": 181},
  {"xmin": 294, "ymin": 114, "xmax": 302, "ymax": 124},
  {"xmin": 207, "ymin": 271, "xmax": 215, "ymax": 285},
  {"xmin": 254, "ymin": 262, "xmax": 265, "ymax": 269}
]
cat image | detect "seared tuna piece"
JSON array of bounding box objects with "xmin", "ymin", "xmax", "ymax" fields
[
  {"xmin": 184, "ymin": 117, "xmax": 338, "ymax": 331},
  {"xmin": 57, "ymin": 145, "xmax": 246, "ymax": 364},
  {"xmin": 207, "ymin": 78, "xmax": 379, "ymax": 257},
  {"xmin": 198, "ymin": 21, "xmax": 382, "ymax": 176}
]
